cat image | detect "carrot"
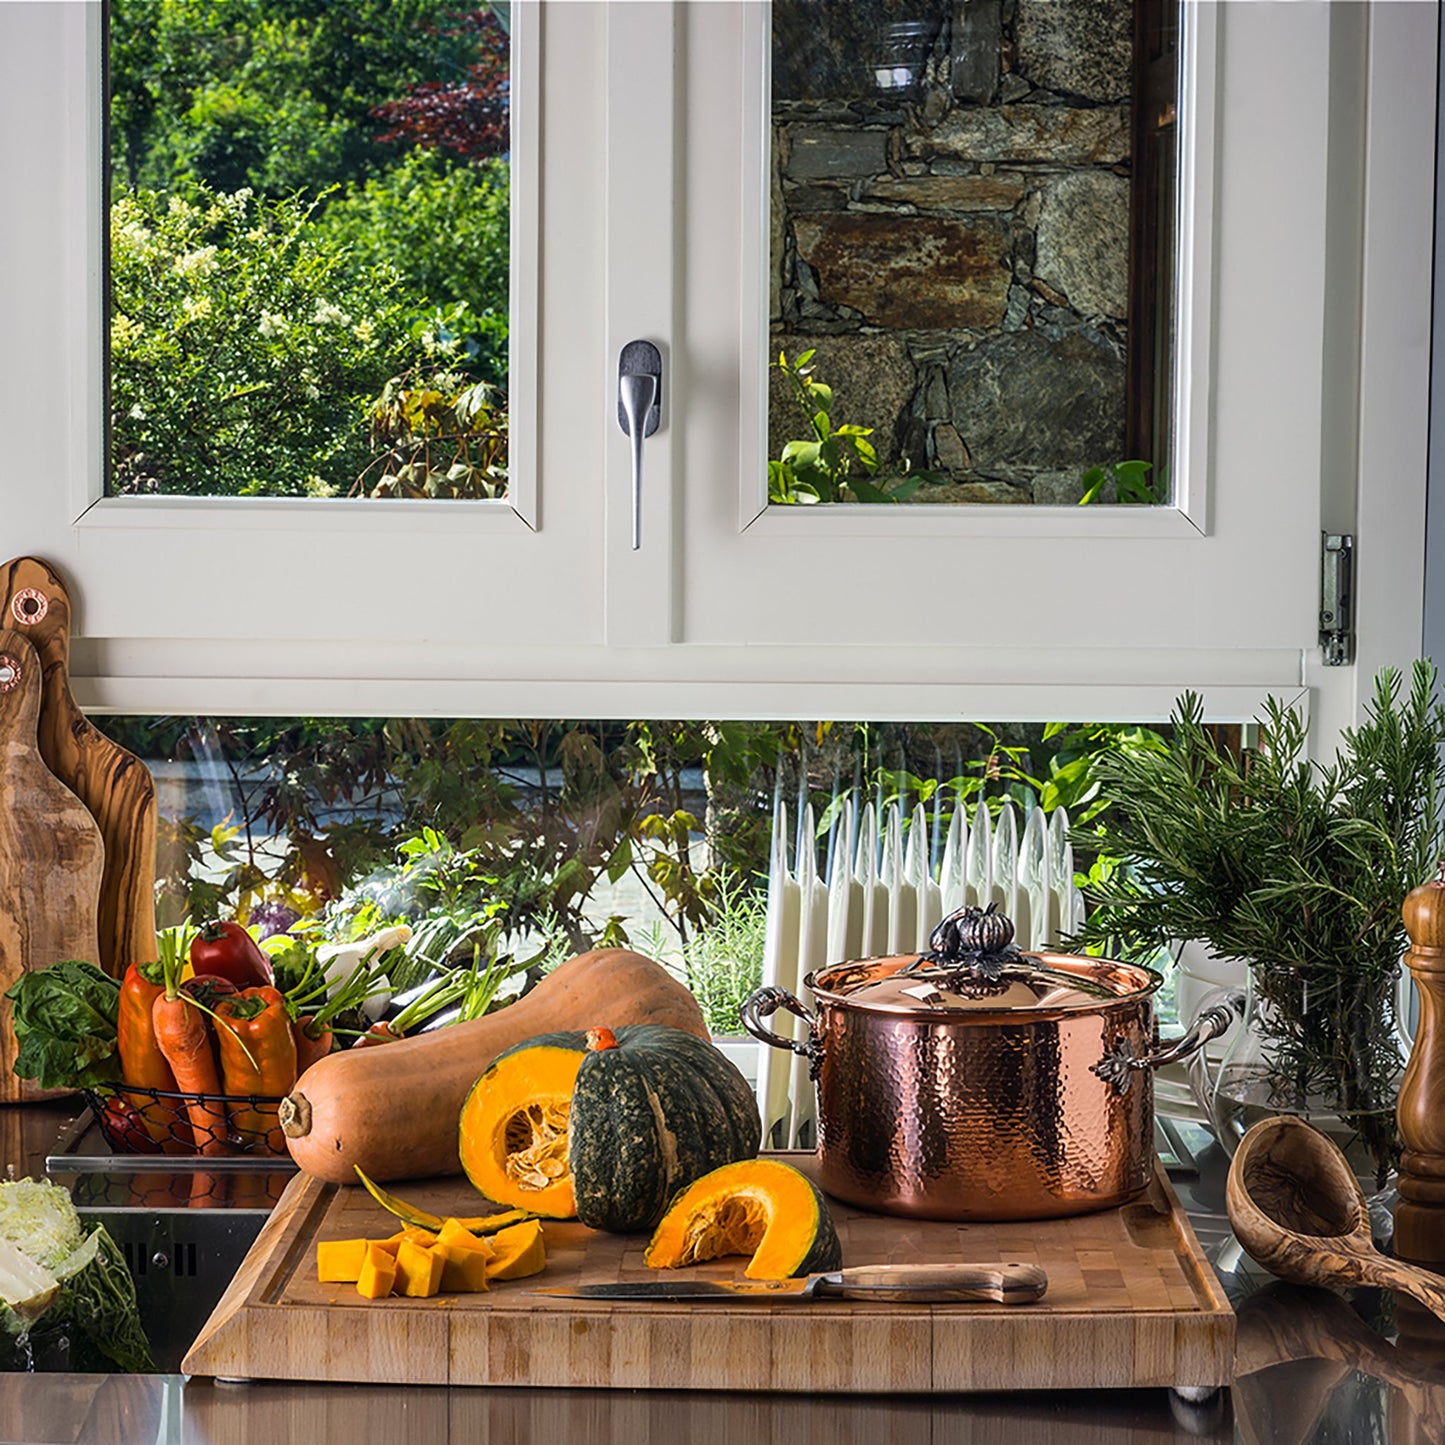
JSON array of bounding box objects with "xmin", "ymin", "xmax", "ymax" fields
[
  {"xmin": 214, "ymin": 987, "xmax": 297, "ymax": 1152},
  {"xmin": 151, "ymin": 929, "xmax": 232, "ymax": 1156},
  {"xmin": 188, "ymin": 1171, "xmax": 229, "ymax": 1210},
  {"xmin": 117, "ymin": 959, "xmax": 190, "ymax": 1151},
  {"xmin": 293, "ymin": 1016, "xmax": 333, "ymax": 1072},
  {"xmin": 354, "ymin": 1021, "xmax": 402, "ymax": 1048}
]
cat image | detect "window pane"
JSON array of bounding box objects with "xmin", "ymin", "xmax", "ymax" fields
[
  {"xmin": 106, "ymin": 713, "xmax": 1170, "ymax": 1043},
  {"xmin": 107, "ymin": 1, "xmax": 510, "ymax": 500},
  {"xmin": 768, "ymin": 0, "xmax": 1178, "ymax": 507}
]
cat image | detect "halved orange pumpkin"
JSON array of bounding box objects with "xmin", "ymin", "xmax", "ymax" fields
[{"xmin": 458, "ymin": 1032, "xmax": 586, "ymax": 1218}]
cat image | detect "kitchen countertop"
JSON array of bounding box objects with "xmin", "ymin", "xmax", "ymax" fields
[{"xmin": 6, "ymin": 1103, "xmax": 1445, "ymax": 1443}]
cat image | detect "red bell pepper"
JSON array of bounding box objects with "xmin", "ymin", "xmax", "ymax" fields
[
  {"xmin": 190, "ymin": 920, "xmax": 273, "ymax": 990},
  {"xmin": 100, "ymin": 1094, "xmax": 156, "ymax": 1154}
]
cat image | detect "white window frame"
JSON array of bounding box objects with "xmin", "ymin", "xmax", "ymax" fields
[
  {"xmin": 3, "ymin": 1, "xmax": 617, "ymax": 707},
  {"xmin": 730, "ymin": 2, "xmax": 1213, "ymax": 544},
  {"xmin": 0, "ymin": 1, "xmax": 1433, "ymax": 734}
]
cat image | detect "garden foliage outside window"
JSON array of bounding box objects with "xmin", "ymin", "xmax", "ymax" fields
[{"xmin": 107, "ymin": 0, "xmax": 511, "ymax": 501}]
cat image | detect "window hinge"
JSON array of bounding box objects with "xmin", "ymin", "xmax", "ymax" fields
[{"xmin": 1320, "ymin": 533, "xmax": 1354, "ymax": 666}]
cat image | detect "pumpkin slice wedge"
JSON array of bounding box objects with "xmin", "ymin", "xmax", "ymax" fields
[
  {"xmin": 644, "ymin": 1159, "xmax": 843, "ymax": 1279},
  {"xmin": 485, "ymin": 1219, "xmax": 547, "ymax": 1280}
]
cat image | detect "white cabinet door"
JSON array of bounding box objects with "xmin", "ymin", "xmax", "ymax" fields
[
  {"xmin": 648, "ymin": 2, "xmax": 1433, "ymax": 730},
  {"xmin": 0, "ymin": 2, "xmax": 614, "ymax": 713}
]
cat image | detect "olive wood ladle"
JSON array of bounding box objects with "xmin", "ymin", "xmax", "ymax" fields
[{"xmin": 1226, "ymin": 1114, "xmax": 1445, "ymax": 1323}]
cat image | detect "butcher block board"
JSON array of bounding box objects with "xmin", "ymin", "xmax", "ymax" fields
[{"xmin": 184, "ymin": 1154, "xmax": 1233, "ymax": 1393}]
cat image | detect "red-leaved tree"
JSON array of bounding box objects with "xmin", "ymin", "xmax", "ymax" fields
[{"xmin": 371, "ymin": 9, "xmax": 509, "ymax": 161}]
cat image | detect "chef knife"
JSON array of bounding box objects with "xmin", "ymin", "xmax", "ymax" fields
[{"xmin": 531, "ymin": 1262, "xmax": 1047, "ymax": 1304}]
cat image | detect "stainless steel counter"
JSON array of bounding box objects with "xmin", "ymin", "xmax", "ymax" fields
[{"xmin": 6, "ymin": 1103, "xmax": 1445, "ymax": 1442}]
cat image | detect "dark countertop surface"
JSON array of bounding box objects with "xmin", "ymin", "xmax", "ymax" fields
[{"xmin": 7, "ymin": 1102, "xmax": 1445, "ymax": 1443}]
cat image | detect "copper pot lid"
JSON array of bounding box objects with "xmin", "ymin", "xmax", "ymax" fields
[{"xmin": 809, "ymin": 905, "xmax": 1161, "ymax": 1016}]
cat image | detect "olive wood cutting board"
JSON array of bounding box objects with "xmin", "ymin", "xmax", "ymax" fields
[
  {"xmin": 183, "ymin": 1154, "xmax": 1234, "ymax": 1393},
  {"xmin": 0, "ymin": 629, "xmax": 105, "ymax": 1102},
  {"xmin": 0, "ymin": 556, "xmax": 158, "ymax": 980}
]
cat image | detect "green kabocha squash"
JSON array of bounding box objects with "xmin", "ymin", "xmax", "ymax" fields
[
  {"xmin": 644, "ymin": 1158, "xmax": 843, "ymax": 1279},
  {"xmin": 458, "ymin": 1024, "xmax": 762, "ymax": 1232}
]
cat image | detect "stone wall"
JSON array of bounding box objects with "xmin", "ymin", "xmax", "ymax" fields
[{"xmin": 769, "ymin": 0, "xmax": 1136, "ymax": 504}]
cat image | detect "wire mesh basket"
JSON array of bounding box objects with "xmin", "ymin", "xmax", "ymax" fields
[{"xmin": 87, "ymin": 1085, "xmax": 289, "ymax": 1157}]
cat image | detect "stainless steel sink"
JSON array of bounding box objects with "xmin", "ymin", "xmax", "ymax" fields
[
  {"xmin": 76, "ymin": 1206, "xmax": 269, "ymax": 1371},
  {"xmin": 45, "ymin": 1110, "xmax": 293, "ymax": 1372}
]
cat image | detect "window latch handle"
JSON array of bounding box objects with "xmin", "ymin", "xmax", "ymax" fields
[{"xmin": 617, "ymin": 341, "xmax": 662, "ymax": 550}]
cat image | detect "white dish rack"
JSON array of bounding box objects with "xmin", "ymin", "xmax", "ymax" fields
[{"xmin": 751, "ymin": 794, "xmax": 1086, "ymax": 1150}]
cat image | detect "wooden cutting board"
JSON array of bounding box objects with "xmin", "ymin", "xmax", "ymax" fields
[
  {"xmin": 0, "ymin": 557, "xmax": 157, "ymax": 979},
  {"xmin": 184, "ymin": 1155, "xmax": 1234, "ymax": 1393},
  {"xmin": 0, "ymin": 629, "xmax": 105, "ymax": 1102}
]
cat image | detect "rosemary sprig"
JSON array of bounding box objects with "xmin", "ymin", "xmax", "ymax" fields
[{"xmin": 1070, "ymin": 660, "xmax": 1445, "ymax": 1184}]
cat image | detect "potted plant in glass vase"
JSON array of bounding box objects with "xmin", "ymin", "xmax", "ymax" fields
[{"xmin": 1072, "ymin": 661, "xmax": 1445, "ymax": 1199}]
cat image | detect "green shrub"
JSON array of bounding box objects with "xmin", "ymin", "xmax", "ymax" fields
[
  {"xmin": 110, "ymin": 185, "xmax": 424, "ymax": 496},
  {"xmin": 357, "ymin": 368, "xmax": 507, "ymax": 499},
  {"xmin": 317, "ymin": 151, "xmax": 510, "ymax": 385},
  {"xmin": 109, "ymin": 0, "xmax": 475, "ymax": 196}
]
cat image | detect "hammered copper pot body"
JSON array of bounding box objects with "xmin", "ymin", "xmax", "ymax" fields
[{"xmin": 806, "ymin": 956, "xmax": 1157, "ymax": 1222}]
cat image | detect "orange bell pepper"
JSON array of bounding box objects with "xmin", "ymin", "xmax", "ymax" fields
[
  {"xmin": 117, "ymin": 959, "xmax": 188, "ymax": 1150},
  {"xmin": 214, "ymin": 986, "xmax": 298, "ymax": 1151}
]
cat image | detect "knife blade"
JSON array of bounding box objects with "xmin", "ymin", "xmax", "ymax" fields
[{"xmin": 530, "ymin": 1262, "xmax": 1047, "ymax": 1304}]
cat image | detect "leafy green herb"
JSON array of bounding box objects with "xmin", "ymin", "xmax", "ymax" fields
[
  {"xmin": 1071, "ymin": 661, "xmax": 1445, "ymax": 1183},
  {"xmin": 266, "ymin": 935, "xmax": 321, "ymax": 1004},
  {"xmin": 767, "ymin": 350, "xmax": 933, "ymax": 504},
  {"xmin": 1078, "ymin": 459, "xmax": 1165, "ymax": 505},
  {"xmin": 6, "ymin": 961, "xmax": 121, "ymax": 1092}
]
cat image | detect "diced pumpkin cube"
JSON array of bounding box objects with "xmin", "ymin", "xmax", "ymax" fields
[
  {"xmin": 438, "ymin": 1218, "xmax": 495, "ymax": 1260},
  {"xmin": 400, "ymin": 1226, "xmax": 438, "ymax": 1247},
  {"xmin": 394, "ymin": 1238, "xmax": 445, "ymax": 1298},
  {"xmin": 438, "ymin": 1241, "xmax": 492, "ymax": 1293},
  {"xmin": 317, "ymin": 1239, "xmax": 371, "ymax": 1283},
  {"xmin": 486, "ymin": 1219, "xmax": 547, "ymax": 1281},
  {"xmin": 356, "ymin": 1242, "xmax": 397, "ymax": 1300}
]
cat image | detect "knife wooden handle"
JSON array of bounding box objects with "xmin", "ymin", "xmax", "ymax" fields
[{"xmin": 814, "ymin": 1262, "xmax": 1047, "ymax": 1304}]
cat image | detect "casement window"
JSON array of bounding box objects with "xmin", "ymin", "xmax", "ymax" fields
[{"xmin": 0, "ymin": 2, "xmax": 1432, "ymax": 741}]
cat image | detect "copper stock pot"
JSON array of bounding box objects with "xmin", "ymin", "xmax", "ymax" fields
[{"xmin": 741, "ymin": 906, "xmax": 1240, "ymax": 1222}]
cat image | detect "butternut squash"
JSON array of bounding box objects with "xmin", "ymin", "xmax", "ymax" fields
[{"xmin": 279, "ymin": 950, "xmax": 709, "ymax": 1184}]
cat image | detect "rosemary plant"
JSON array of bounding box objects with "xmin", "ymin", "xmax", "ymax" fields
[{"xmin": 1072, "ymin": 661, "xmax": 1445, "ymax": 1184}]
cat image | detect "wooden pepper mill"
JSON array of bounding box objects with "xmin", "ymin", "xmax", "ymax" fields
[{"xmin": 1395, "ymin": 862, "xmax": 1445, "ymax": 1268}]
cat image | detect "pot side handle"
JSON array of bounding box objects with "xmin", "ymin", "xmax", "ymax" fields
[
  {"xmin": 1091, "ymin": 990, "xmax": 1245, "ymax": 1096},
  {"xmin": 740, "ymin": 985, "xmax": 818, "ymax": 1059}
]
